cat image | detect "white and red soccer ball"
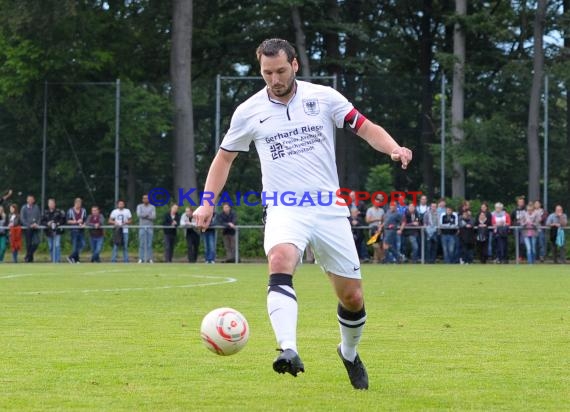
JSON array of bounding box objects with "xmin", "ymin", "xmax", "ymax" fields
[{"xmin": 200, "ymin": 307, "xmax": 249, "ymax": 356}]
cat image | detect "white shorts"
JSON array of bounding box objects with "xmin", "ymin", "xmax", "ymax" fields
[{"xmin": 263, "ymin": 205, "xmax": 362, "ymax": 279}]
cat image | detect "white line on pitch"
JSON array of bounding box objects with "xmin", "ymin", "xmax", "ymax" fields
[
  {"xmin": 0, "ymin": 273, "xmax": 35, "ymax": 279},
  {"xmin": 15, "ymin": 276, "xmax": 237, "ymax": 295}
]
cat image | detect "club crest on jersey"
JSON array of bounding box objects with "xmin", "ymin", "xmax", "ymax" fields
[{"xmin": 303, "ymin": 98, "xmax": 320, "ymax": 116}]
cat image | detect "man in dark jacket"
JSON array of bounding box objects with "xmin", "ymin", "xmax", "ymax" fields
[
  {"xmin": 459, "ymin": 210, "xmax": 475, "ymax": 264},
  {"xmin": 511, "ymin": 196, "xmax": 526, "ymax": 261},
  {"xmin": 219, "ymin": 203, "xmax": 237, "ymax": 262},
  {"xmin": 440, "ymin": 207, "xmax": 459, "ymax": 264},
  {"xmin": 400, "ymin": 203, "xmax": 421, "ymax": 263},
  {"xmin": 163, "ymin": 204, "xmax": 180, "ymax": 262},
  {"xmin": 20, "ymin": 194, "xmax": 42, "ymax": 262},
  {"xmin": 41, "ymin": 198, "xmax": 66, "ymax": 263}
]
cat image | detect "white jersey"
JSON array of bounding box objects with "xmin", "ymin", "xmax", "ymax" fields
[
  {"xmin": 110, "ymin": 208, "xmax": 132, "ymax": 233},
  {"xmin": 220, "ymin": 80, "xmax": 353, "ymax": 215}
]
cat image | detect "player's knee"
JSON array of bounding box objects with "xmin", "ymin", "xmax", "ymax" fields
[
  {"xmin": 339, "ymin": 288, "xmax": 364, "ymax": 312},
  {"xmin": 268, "ymin": 246, "xmax": 297, "ymax": 273}
]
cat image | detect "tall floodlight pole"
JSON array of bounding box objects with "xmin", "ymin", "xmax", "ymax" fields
[
  {"xmin": 114, "ymin": 79, "xmax": 121, "ymax": 204},
  {"xmin": 41, "ymin": 80, "xmax": 48, "ymax": 212},
  {"xmin": 543, "ymin": 74, "xmax": 548, "ymax": 212},
  {"xmin": 440, "ymin": 73, "xmax": 446, "ymax": 198}
]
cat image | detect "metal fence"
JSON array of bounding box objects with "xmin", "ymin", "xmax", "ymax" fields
[{"xmin": 1, "ymin": 224, "xmax": 567, "ymax": 265}]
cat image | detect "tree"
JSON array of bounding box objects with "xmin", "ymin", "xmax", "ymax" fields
[
  {"xmin": 419, "ymin": 0, "xmax": 436, "ymax": 199},
  {"xmin": 451, "ymin": 0, "xmax": 466, "ymax": 199},
  {"xmin": 560, "ymin": 0, "xmax": 570, "ymax": 206},
  {"xmin": 291, "ymin": 3, "xmax": 310, "ymax": 77},
  {"xmin": 171, "ymin": 0, "xmax": 196, "ymax": 201},
  {"xmin": 527, "ymin": 0, "xmax": 547, "ymax": 202}
]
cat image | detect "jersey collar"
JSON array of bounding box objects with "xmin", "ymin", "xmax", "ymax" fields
[{"xmin": 266, "ymin": 80, "xmax": 298, "ymax": 106}]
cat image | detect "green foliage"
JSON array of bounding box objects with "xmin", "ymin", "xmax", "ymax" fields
[
  {"xmin": 0, "ymin": 36, "xmax": 41, "ymax": 101},
  {"xmin": 0, "ymin": 0, "xmax": 569, "ymax": 215},
  {"xmin": 365, "ymin": 164, "xmax": 394, "ymax": 194}
]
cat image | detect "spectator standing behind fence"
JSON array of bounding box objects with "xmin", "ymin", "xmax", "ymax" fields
[
  {"xmin": 41, "ymin": 198, "xmax": 66, "ymax": 263},
  {"xmin": 109, "ymin": 200, "xmax": 132, "ymax": 263},
  {"xmin": 136, "ymin": 194, "xmax": 156, "ymax": 264},
  {"xmin": 475, "ymin": 211, "xmax": 490, "ymax": 264},
  {"xmin": 219, "ymin": 203, "xmax": 237, "ymax": 263},
  {"xmin": 456, "ymin": 200, "xmax": 471, "ymax": 263},
  {"xmin": 459, "ymin": 210, "xmax": 475, "ymax": 264},
  {"xmin": 66, "ymin": 198, "xmax": 87, "ymax": 263},
  {"xmin": 20, "ymin": 195, "xmax": 41, "ymax": 263},
  {"xmin": 8, "ymin": 204, "xmax": 21, "ymax": 263},
  {"xmin": 520, "ymin": 203, "xmax": 541, "ymax": 265},
  {"xmin": 534, "ymin": 200, "xmax": 547, "ymax": 263},
  {"xmin": 163, "ymin": 204, "xmax": 180, "ymax": 263},
  {"xmin": 202, "ymin": 211, "xmax": 217, "ymax": 264},
  {"xmin": 180, "ymin": 207, "xmax": 200, "ymax": 263},
  {"xmin": 479, "ymin": 202, "xmax": 493, "ymax": 261},
  {"xmin": 546, "ymin": 205, "xmax": 567, "ymax": 264},
  {"xmin": 382, "ymin": 202, "xmax": 402, "ymax": 263},
  {"xmin": 416, "ymin": 195, "xmax": 429, "ymax": 218},
  {"xmin": 0, "ymin": 206, "xmax": 7, "ymax": 262},
  {"xmin": 511, "ymin": 196, "xmax": 526, "ymax": 262},
  {"xmin": 86, "ymin": 206, "xmax": 105, "ymax": 263},
  {"xmin": 365, "ymin": 194, "xmax": 385, "ymax": 263},
  {"xmin": 423, "ymin": 202, "xmax": 439, "ymax": 264},
  {"xmin": 401, "ymin": 203, "xmax": 420, "ymax": 263},
  {"xmin": 440, "ymin": 207, "xmax": 458, "ymax": 264},
  {"xmin": 492, "ymin": 202, "xmax": 510, "ymax": 264}
]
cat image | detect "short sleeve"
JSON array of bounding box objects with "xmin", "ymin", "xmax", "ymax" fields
[
  {"xmin": 220, "ymin": 105, "xmax": 254, "ymax": 153},
  {"xmin": 327, "ymin": 87, "xmax": 354, "ymax": 128}
]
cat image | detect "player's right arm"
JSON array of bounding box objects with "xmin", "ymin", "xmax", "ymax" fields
[{"xmin": 194, "ymin": 149, "xmax": 238, "ymax": 230}]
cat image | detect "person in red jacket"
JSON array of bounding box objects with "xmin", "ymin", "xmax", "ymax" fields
[{"xmin": 8, "ymin": 203, "xmax": 22, "ymax": 263}]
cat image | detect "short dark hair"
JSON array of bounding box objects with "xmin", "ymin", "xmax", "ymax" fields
[{"xmin": 256, "ymin": 38, "xmax": 296, "ymax": 63}]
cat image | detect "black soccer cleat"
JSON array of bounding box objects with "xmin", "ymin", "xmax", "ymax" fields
[
  {"xmin": 273, "ymin": 349, "xmax": 305, "ymax": 377},
  {"xmin": 337, "ymin": 345, "xmax": 369, "ymax": 390}
]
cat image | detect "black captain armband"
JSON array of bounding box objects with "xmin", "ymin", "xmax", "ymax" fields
[{"xmin": 343, "ymin": 108, "xmax": 367, "ymax": 134}]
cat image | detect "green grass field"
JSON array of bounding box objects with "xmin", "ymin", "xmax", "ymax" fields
[{"xmin": 1, "ymin": 263, "xmax": 569, "ymax": 411}]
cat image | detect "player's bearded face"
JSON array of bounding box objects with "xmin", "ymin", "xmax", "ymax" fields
[
  {"xmin": 271, "ymin": 69, "xmax": 295, "ymax": 97},
  {"xmin": 260, "ymin": 51, "xmax": 298, "ymax": 99}
]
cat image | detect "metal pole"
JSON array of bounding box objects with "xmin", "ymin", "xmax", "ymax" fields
[
  {"xmin": 41, "ymin": 80, "xmax": 48, "ymax": 213},
  {"xmin": 420, "ymin": 226, "xmax": 425, "ymax": 264},
  {"xmin": 441, "ymin": 73, "xmax": 446, "ymax": 198},
  {"xmin": 515, "ymin": 227, "xmax": 519, "ymax": 265},
  {"xmin": 235, "ymin": 226, "xmax": 239, "ymax": 264},
  {"xmin": 114, "ymin": 79, "xmax": 121, "ymax": 204},
  {"xmin": 542, "ymin": 75, "xmax": 544, "ymax": 214},
  {"xmin": 215, "ymin": 74, "xmax": 221, "ymax": 152}
]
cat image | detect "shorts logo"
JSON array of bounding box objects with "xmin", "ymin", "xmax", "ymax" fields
[{"xmin": 303, "ymin": 98, "xmax": 320, "ymax": 116}]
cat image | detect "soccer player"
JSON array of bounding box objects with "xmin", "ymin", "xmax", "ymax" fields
[{"xmin": 194, "ymin": 38, "xmax": 412, "ymax": 390}]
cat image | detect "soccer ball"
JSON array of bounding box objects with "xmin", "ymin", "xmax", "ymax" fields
[{"xmin": 200, "ymin": 307, "xmax": 249, "ymax": 356}]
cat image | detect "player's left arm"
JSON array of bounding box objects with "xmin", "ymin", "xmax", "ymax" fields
[{"xmin": 344, "ymin": 109, "xmax": 412, "ymax": 169}]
